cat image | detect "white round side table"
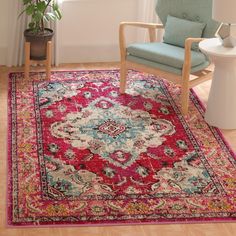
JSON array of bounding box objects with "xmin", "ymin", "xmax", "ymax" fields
[{"xmin": 199, "ymin": 38, "xmax": 236, "ymax": 129}]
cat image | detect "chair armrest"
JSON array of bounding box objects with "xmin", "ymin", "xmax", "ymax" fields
[
  {"xmin": 119, "ymin": 22, "xmax": 164, "ymax": 61},
  {"xmin": 182, "ymin": 38, "xmax": 205, "ymax": 79},
  {"xmin": 185, "ymin": 38, "xmax": 205, "ymax": 50}
]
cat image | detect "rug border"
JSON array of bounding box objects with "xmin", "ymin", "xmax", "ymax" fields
[
  {"xmin": 5, "ymin": 218, "xmax": 236, "ymax": 229},
  {"xmin": 190, "ymin": 88, "xmax": 236, "ymax": 158},
  {"xmin": 7, "ymin": 72, "xmax": 15, "ymax": 228},
  {"xmin": 6, "ymin": 69, "xmax": 236, "ymax": 228}
]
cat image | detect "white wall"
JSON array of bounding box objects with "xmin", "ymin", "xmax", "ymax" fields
[
  {"xmin": 58, "ymin": 0, "xmax": 139, "ymax": 63},
  {"xmin": 0, "ymin": 0, "xmax": 157, "ymax": 65},
  {"xmin": 0, "ymin": 0, "xmax": 9, "ymax": 65}
]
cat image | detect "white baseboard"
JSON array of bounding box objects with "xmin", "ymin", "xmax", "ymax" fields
[{"xmin": 59, "ymin": 44, "xmax": 120, "ymax": 63}]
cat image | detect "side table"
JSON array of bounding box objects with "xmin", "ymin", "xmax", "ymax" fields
[{"xmin": 199, "ymin": 38, "xmax": 236, "ymax": 129}]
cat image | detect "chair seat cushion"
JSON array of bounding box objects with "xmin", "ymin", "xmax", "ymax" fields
[
  {"xmin": 126, "ymin": 55, "xmax": 210, "ymax": 75},
  {"xmin": 127, "ymin": 42, "xmax": 208, "ymax": 70}
]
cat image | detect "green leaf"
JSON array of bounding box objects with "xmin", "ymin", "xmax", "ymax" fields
[
  {"xmin": 52, "ymin": 2, "xmax": 59, "ymax": 11},
  {"xmin": 26, "ymin": 5, "xmax": 35, "ymax": 15},
  {"xmin": 33, "ymin": 11, "xmax": 44, "ymax": 22},
  {"xmin": 45, "ymin": 12, "xmax": 56, "ymax": 21},
  {"xmin": 23, "ymin": 0, "xmax": 32, "ymax": 5},
  {"xmin": 28, "ymin": 22, "xmax": 35, "ymax": 29},
  {"xmin": 36, "ymin": 1, "xmax": 47, "ymax": 13},
  {"xmin": 54, "ymin": 9, "xmax": 62, "ymax": 20},
  {"xmin": 43, "ymin": 15, "xmax": 50, "ymax": 22}
]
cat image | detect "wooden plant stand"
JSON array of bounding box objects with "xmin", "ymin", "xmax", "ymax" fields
[{"xmin": 24, "ymin": 41, "xmax": 52, "ymax": 80}]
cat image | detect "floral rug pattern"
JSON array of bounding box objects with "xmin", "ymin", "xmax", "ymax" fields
[{"xmin": 8, "ymin": 70, "xmax": 236, "ymax": 226}]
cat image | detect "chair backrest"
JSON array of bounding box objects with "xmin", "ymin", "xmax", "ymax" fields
[{"xmin": 156, "ymin": 0, "xmax": 220, "ymax": 38}]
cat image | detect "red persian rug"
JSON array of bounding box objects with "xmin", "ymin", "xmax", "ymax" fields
[{"xmin": 8, "ymin": 70, "xmax": 236, "ymax": 226}]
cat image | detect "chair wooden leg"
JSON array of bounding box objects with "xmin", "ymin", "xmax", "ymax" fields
[
  {"xmin": 46, "ymin": 41, "xmax": 52, "ymax": 80},
  {"xmin": 181, "ymin": 75, "xmax": 190, "ymax": 115},
  {"xmin": 120, "ymin": 62, "xmax": 127, "ymax": 93},
  {"xmin": 24, "ymin": 42, "xmax": 30, "ymax": 80}
]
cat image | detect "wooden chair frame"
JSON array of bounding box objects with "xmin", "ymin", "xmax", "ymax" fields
[
  {"xmin": 119, "ymin": 22, "xmax": 213, "ymax": 115},
  {"xmin": 24, "ymin": 41, "xmax": 52, "ymax": 80}
]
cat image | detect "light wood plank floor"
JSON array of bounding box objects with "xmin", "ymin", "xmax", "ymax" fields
[{"xmin": 0, "ymin": 63, "xmax": 235, "ymax": 236}]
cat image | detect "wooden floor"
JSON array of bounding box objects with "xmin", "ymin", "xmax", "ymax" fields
[{"xmin": 0, "ymin": 63, "xmax": 235, "ymax": 236}]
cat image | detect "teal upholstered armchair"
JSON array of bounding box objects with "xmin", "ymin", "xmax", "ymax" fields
[{"xmin": 119, "ymin": 0, "xmax": 220, "ymax": 115}]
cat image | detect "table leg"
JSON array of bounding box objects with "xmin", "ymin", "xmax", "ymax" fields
[
  {"xmin": 46, "ymin": 41, "xmax": 52, "ymax": 80},
  {"xmin": 24, "ymin": 42, "xmax": 30, "ymax": 80}
]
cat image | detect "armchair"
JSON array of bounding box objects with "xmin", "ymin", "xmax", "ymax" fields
[{"xmin": 119, "ymin": 0, "xmax": 220, "ymax": 115}]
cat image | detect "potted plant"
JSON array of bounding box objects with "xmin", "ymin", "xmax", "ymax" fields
[{"xmin": 21, "ymin": 0, "xmax": 62, "ymax": 60}]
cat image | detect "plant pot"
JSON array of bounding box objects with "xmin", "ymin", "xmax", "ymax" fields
[{"xmin": 24, "ymin": 28, "xmax": 54, "ymax": 60}]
